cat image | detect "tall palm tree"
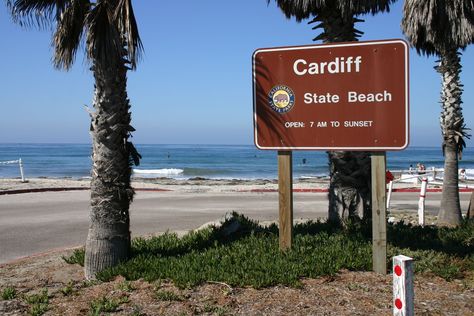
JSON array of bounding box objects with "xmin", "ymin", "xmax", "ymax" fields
[
  {"xmin": 269, "ymin": 0, "xmax": 395, "ymax": 225},
  {"xmin": 402, "ymin": 0, "xmax": 473, "ymax": 226},
  {"xmin": 6, "ymin": 0, "xmax": 143, "ymax": 278}
]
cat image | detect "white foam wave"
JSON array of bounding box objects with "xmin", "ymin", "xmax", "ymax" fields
[
  {"xmin": 299, "ymin": 174, "xmax": 329, "ymax": 179},
  {"xmin": 133, "ymin": 168, "xmax": 184, "ymax": 176}
]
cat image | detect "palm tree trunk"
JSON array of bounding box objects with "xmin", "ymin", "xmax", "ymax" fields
[
  {"xmin": 467, "ymin": 192, "xmax": 473, "ymax": 219},
  {"xmin": 439, "ymin": 142, "xmax": 462, "ymax": 225},
  {"xmin": 84, "ymin": 57, "xmax": 135, "ymax": 279},
  {"xmin": 437, "ymin": 48, "xmax": 464, "ymax": 226},
  {"xmin": 313, "ymin": 6, "xmax": 371, "ymax": 224},
  {"xmin": 328, "ymin": 151, "xmax": 371, "ymax": 223}
]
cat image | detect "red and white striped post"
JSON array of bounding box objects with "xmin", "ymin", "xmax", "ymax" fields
[
  {"xmin": 418, "ymin": 177, "xmax": 428, "ymax": 225},
  {"xmin": 393, "ymin": 255, "xmax": 414, "ymax": 316}
]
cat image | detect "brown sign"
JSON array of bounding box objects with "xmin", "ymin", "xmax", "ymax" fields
[{"xmin": 253, "ymin": 39, "xmax": 409, "ymax": 150}]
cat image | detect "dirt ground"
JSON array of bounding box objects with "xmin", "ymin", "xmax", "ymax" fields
[{"xmin": 0, "ymin": 248, "xmax": 472, "ymax": 315}]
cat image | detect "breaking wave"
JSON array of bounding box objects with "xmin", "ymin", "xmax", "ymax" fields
[{"xmin": 133, "ymin": 168, "xmax": 184, "ymax": 176}]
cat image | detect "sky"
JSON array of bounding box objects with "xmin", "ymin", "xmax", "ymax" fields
[{"xmin": 0, "ymin": 1, "xmax": 473, "ymax": 147}]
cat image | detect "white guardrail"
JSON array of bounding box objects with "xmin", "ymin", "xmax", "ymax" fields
[
  {"xmin": 0, "ymin": 158, "xmax": 26, "ymax": 182},
  {"xmin": 386, "ymin": 176, "xmax": 428, "ymax": 226},
  {"xmin": 386, "ymin": 168, "xmax": 473, "ymax": 226}
]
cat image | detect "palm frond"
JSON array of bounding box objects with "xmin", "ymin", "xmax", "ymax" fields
[
  {"xmin": 464, "ymin": 0, "xmax": 474, "ymax": 24},
  {"xmin": 53, "ymin": 0, "xmax": 90, "ymax": 70},
  {"xmin": 6, "ymin": 0, "xmax": 72, "ymax": 28},
  {"xmin": 402, "ymin": 0, "xmax": 474, "ymax": 55},
  {"xmin": 268, "ymin": 0, "xmax": 324, "ymax": 21},
  {"xmin": 343, "ymin": 0, "xmax": 394, "ymax": 15},
  {"xmin": 268, "ymin": 0, "xmax": 395, "ymax": 21},
  {"xmin": 114, "ymin": 0, "xmax": 143, "ymax": 70},
  {"xmin": 85, "ymin": 0, "xmax": 122, "ymax": 67}
]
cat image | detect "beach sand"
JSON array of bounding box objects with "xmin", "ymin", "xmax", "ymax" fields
[
  {"xmin": 0, "ymin": 177, "xmax": 328, "ymax": 194},
  {"xmin": 0, "ymin": 175, "xmax": 444, "ymax": 194}
]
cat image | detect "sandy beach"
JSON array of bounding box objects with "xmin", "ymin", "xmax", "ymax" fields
[
  {"xmin": 0, "ymin": 177, "xmax": 326, "ymax": 193},
  {"xmin": 3, "ymin": 174, "xmax": 470, "ymax": 194}
]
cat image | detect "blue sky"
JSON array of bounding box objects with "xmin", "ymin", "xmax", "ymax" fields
[{"xmin": 1, "ymin": 1, "xmax": 473, "ymax": 147}]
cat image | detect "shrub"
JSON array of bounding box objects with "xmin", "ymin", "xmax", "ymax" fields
[
  {"xmin": 25, "ymin": 289, "xmax": 49, "ymax": 316},
  {"xmin": 1, "ymin": 286, "xmax": 17, "ymax": 300},
  {"xmin": 63, "ymin": 248, "xmax": 85, "ymax": 266},
  {"xmin": 60, "ymin": 281, "xmax": 75, "ymax": 296},
  {"xmin": 89, "ymin": 296, "xmax": 128, "ymax": 316},
  {"xmin": 155, "ymin": 290, "xmax": 183, "ymax": 301}
]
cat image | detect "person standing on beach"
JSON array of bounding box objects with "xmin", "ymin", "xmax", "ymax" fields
[{"xmin": 419, "ymin": 163, "xmax": 426, "ymax": 175}]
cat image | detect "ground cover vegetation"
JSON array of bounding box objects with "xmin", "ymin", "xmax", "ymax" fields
[
  {"xmin": 1, "ymin": 214, "xmax": 472, "ymax": 314},
  {"xmin": 64, "ymin": 213, "xmax": 474, "ymax": 288}
]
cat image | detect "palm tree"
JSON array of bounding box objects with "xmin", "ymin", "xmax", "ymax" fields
[
  {"xmin": 6, "ymin": 0, "xmax": 143, "ymax": 278},
  {"xmin": 269, "ymin": 0, "xmax": 395, "ymax": 225},
  {"xmin": 402, "ymin": 0, "xmax": 473, "ymax": 226}
]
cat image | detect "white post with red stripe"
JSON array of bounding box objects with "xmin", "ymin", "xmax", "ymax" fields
[
  {"xmin": 418, "ymin": 177, "xmax": 428, "ymax": 225},
  {"xmin": 393, "ymin": 255, "xmax": 414, "ymax": 316}
]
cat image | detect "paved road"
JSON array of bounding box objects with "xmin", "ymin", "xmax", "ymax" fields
[{"xmin": 0, "ymin": 190, "xmax": 471, "ymax": 264}]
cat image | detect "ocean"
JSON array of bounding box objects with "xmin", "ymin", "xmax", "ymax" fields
[{"xmin": 1, "ymin": 144, "xmax": 474, "ymax": 180}]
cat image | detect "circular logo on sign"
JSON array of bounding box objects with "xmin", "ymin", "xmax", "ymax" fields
[{"xmin": 268, "ymin": 85, "xmax": 295, "ymax": 113}]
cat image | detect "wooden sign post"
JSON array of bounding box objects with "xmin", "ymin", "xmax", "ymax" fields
[
  {"xmin": 278, "ymin": 151, "xmax": 293, "ymax": 250},
  {"xmin": 372, "ymin": 152, "xmax": 387, "ymax": 274}
]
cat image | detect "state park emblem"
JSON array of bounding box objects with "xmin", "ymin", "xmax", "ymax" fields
[{"xmin": 268, "ymin": 85, "xmax": 295, "ymax": 114}]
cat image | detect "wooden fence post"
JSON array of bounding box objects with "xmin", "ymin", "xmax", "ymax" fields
[
  {"xmin": 393, "ymin": 255, "xmax": 414, "ymax": 316},
  {"xmin": 278, "ymin": 150, "xmax": 293, "ymax": 250},
  {"xmin": 372, "ymin": 152, "xmax": 387, "ymax": 274}
]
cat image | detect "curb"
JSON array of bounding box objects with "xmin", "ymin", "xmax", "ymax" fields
[
  {"xmin": 0, "ymin": 187, "xmax": 89, "ymax": 195},
  {"xmin": 244, "ymin": 188, "xmax": 473, "ymax": 193},
  {"xmin": 1, "ymin": 187, "xmax": 472, "ymax": 196},
  {"xmin": 0, "ymin": 187, "xmax": 172, "ymax": 195},
  {"xmin": 393, "ymin": 187, "xmax": 473, "ymax": 193}
]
